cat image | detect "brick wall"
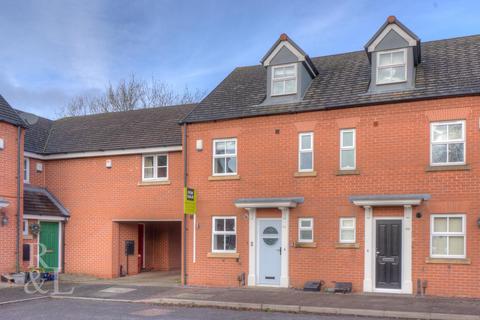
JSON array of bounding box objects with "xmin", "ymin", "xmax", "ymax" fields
[
  {"xmin": 184, "ymin": 96, "xmax": 480, "ymax": 297},
  {"xmin": 0, "ymin": 122, "xmax": 23, "ymax": 274},
  {"xmin": 43, "ymin": 151, "xmax": 184, "ymax": 278}
]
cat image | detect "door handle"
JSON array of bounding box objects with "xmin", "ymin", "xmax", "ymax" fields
[
  {"xmin": 45, "ymin": 249, "xmax": 53, "ymax": 253},
  {"xmin": 278, "ymin": 247, "xmax": 282, "ymax": 255}
]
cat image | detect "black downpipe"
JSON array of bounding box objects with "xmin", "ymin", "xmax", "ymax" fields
[
  {"xmin": 182, "ymin": 123, "xmax": 188, "ymax": 285},
  {"xmin": 16, "ymin": 126, "xmax": 21, "ymax": 273}
]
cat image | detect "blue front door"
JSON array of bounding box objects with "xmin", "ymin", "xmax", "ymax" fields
[{"xmin": 257, "ymin": 219, "xmax": 282, "ymax": 285}]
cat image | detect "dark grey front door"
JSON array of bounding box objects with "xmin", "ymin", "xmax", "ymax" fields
[{"xmin": 375, "ymin": 220, "xmax": 402, "ymax": 289}]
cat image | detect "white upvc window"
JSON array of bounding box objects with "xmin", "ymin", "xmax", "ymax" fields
[
  {"xmin": 142, "ymin": 154, "xmax": 168, "ymax": 181},
  {"xmin": 298, "ymin": 218, "xmax": 314, "ymax": 243},
  {"xmin": 430, "ymin": 121, "xmax": 465, "ymax": 166},
  {"xmin": 271, "ymin": 63, "xmax": 297, "ymax": 96},
  {"xmin": 340, "ymin": 129, "xmax": 356, "ymax": 170},
  {"xmin": 24, "ymin": 157, "xmax": 30, "ymax": 183},
  {"xmin": 339, "ymin": 218, "xmax": 356, "ymax": 243},
  {"xmin": 376, "ymin": 49, "xmax": 407, "ymax": 84},
  {"xmin": 298, "ymin": 132, "xmax": 314, "ymax": 172},
  {"xmin": 430, "ymin": 214, "xmax": 466, "ymax": 259},
  {"xmin": 23, "ymin": 220, "xmax": 29, "ymax": 236},
  {"xmin": 212, "ymin": 216, "xmax": 236, "ymax": 253},
  {"xmin": 213, "ymin": 138, "xmax": 237, "ymax": 176}
]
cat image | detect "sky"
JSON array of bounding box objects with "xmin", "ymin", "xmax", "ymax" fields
[{"xmin": 0, "ymin": 0, "xmax": 479, "ymax": 119}]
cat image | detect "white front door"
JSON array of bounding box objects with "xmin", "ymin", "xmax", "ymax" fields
[{"xmin": 257, "ymin": 219, "xmax": 282, "ymax": 286}]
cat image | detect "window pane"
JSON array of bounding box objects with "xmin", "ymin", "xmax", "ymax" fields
[
  {"xmin": 342, "ymin": 219, "xmax": 354, "ymax": 228},
  {"xmin": 391, "ymin": 66, "xmax": 406, "ymax": 81},
  {"xmin": 225, "ymin": 219, "xmax": 235, "ymax": 231},
  {"xmin": 144, "ymin": 168, "xmax": 154, "ymax": 179},
  {"xmin": 214, "ymin": 235, "xmax": 224, "ymax": 251},
  {"xmin": 157, "ymin": 167, "xmax": 167, "ymax": 178},
  {"xmin": 300, "ymin": 219, "xmax": 311, "ymax": 228},
  {"xmin": 448, "ymin": 124, "xmax": 463, "ymax": 140},
  {"xmin": 215, "ymin": 219, "xmax": 225, "ymax": 232},
  {"xmin": 378, "ymin": 53, "xmax": 391, "ymax": 66},
  {"xmin": 300, "ymin": 230, "xmax": 312, "ymax": 241},
  {"xmin": 434, "ymin": 217, "xmax": 448, "ymax": 232},
  {"xmin": 377, "ymin": 68, "xmax": 390, "ymax": 82},
  {"xmin": 342, "ymin": 131, "xmax": 354, "ymax": 147},
  {"xmin": 214, "ymin": 158, "xmax": 226, "ymax": 174},
  {"xmin": 301, "ymin": 134, "xmax": 312, "ymax": 150},
  {"xmin": 432, "ymin": 125, "xmax": 448, "ymax": 142},
  {"xmin": 284, "ymin": 65, "xmax": 295, "ymax": 76},
  {"xmin": 157, "ymin": 155, "xmax": 167, "ymax": 167},
  {"xmin": 215, "ymin": 141, "xmax": 225, "ymax": 155},
  {"xmin": 432, "ymin": 144, "xmax": 447, "ymax": 163},
  {"xmin": 391, "ymin": 51, "xmax": 404, "ymax": 64},
  {"xmin": 448, "ymin": 143, "xmax": 464, "ymax": 163},
  {"xmin": 449, "ymin": 217, "xmax": 463, "ymax": 232},
  {"xmin": 284, "ymin": 79, "xmax": 296, "ymax": 94},
  {"xmin": 300, "ymin": 152, "xmax": 313, "ymax": 170},
  {"xmin": 341, "ymin": 150, "xmax": 355, "ymax": 169},
  {"xmin": 341, "ymin": 230, "xmax": 354, "ymax": 241},
  {"xmin": 272, "ymin": 80, "xmax": 283, "ymax": 95},
  {"xmin": 144, "ymin": 156, "xmax": 154, "ymax": 167},
  {"xmin": 225, "ymin": 235, "xmax": 236, "ymax": 250},
  {"xmin": 432, "ymin": 236, "xmax": 447, "ymax": 255},
  {"xmin": 226, "ymin": 141, "xmax": 236, "ymax": 154},
  {"xmin": 273, "ymin": 67, "xmax": 285, "ymax": 78},
  {"xmin": 226, "ymin": 157, "xmax": 237, "ymax": 173},
  {"xmin": 449, "ymin": 236, "xmax": 464, "ymax": 256}
]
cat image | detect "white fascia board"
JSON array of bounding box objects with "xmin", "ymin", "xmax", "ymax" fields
[
  {"xmin": 352, "ymin": 199, "xmax": 422, "ymax": 207},
  {"xmin": 367, "ymin": 24, "xmax": 417, "ymax": 52},
  {"xmin": 263, "ymin": 41, "xmax": 305, "ymax": 66},
  {"xmin": 25, "ymin": 145, "xmax": 182, "ymax": 160},
  {"xmin": 112, "ymin": 218, "xmax": 182, "ymax": 222},
  {"xmin": 23, "ymin": 214, "xmax": 68, "ymax": 221},
  {"xmin": 235, "ymin": 201, "xmax": 297, "ymax": 209}
]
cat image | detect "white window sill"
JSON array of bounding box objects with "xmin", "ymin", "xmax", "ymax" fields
[
  {"xmin": 425, "ymin": 164, "xmax": 470, "ymax": 172},
  {"xmin": 336, "ymin": 242, "xmax": 360, "ymax": 249},
  {"xmin": 208, "ymin": 175, "xmax": 240, "ymax": 181},
  {"xmin": 207, "ymin": 252, "xmax": 239, "ymax": 259},
  {"xmin": 294, "ymin": 171, "xmax": 317, "ymax": 178},
  {"xmin": 138, "ymin": 180, "xmax": 171, "ymax": 186},
  {"xmin": 294, "ymin": 241, "xmax": 317, "ymax": 248},
  {"xmin": 425, "ymin": 257, "xmax": 470, "ymax": 265}
]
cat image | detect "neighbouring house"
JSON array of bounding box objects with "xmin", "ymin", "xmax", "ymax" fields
[
  {"xmin": 180, "ymin": 16, "xmax": 480, "ymax": 298},
  {"xmin": 1, "ymin": 103, "xmax": 194, "ymax": 279}
]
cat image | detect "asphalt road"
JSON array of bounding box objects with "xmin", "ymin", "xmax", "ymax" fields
[{"xmin": 0, "ymin": 298, "xmax": 384, "ymax": 320}]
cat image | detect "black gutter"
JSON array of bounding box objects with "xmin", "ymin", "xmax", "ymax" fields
[
  {"xmin": 15, "ymin": 126, "xmax": 21, "ymax": 273},
  {"xmin": 182, "ymin": 123, "xmax": 188, "ymax": 285}
]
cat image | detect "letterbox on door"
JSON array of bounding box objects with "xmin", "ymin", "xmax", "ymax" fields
[{"xmin": 125, "ymin": 240, "xmax": 134, "ymax": 256}]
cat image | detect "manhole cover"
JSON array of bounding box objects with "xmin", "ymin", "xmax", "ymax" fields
[{"xmin": 100, "ymin": 287, "xmax": 136, "ymax": 294}]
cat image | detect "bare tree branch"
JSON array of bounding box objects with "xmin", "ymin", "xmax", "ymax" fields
[{"xmin": 58, "ymin": 75, "xmax": 206, "ymax": 117}]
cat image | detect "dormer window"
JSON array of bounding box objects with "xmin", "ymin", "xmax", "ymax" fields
[
  {"xmin": 271, "ymin": 64, "xmax": 297, "ymax": 96},
  {"xmin": 376, "ymin": 49, "xmax": 407, "ymax": 85}
]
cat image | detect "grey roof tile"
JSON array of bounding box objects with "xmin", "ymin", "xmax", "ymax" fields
[
  {"xmin": 0, "ymin": 95, "xmax": 26, "ymax": 127},
  {"xmin": 24, "ymin": 185, "xmax": 69, "ymax": 217},
  {"xmin": 183, "ymin": 35, "xmax": 480, "ymax": 123}
]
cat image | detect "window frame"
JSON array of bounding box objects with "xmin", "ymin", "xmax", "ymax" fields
[
  {"xmin": 23, "ymin": 220, "xmax": 29, "ymax": 236},
  {"xmin": 211, "ymin": 216, "xmax": 237, "ymax": 253},
  {"xmin": 430, "ymin": 214, "xmax": 466, "ymax": 259},
  {"xmin": 298, "ymin": 132, "xmax": 314, "ymax": 172},
  {"xmin": 430, "ymin": 120, "xmax": 466, "ymax": 166},
  {"xmin": 142, "ymin": 154, "xmax": 169, "ymax": 181},
  {"xmin": 271, "ymin": 63, "xmax": 298, "ymax": 96},
  {"xmin": 375, "ymin": 48, "xmax": 408, "ymax": 85},
  {"xmin": 340, "ymin": 129, "xmax": 356, "ymax": 170},
  {"xmin": 298, "ymin": 218, "xmax": 314, "ymax": 243},
  {"xmin": 339, "ymin": 217, "xmax": 356, "ymax": 243},
  {"xmin": 212, "ymin": 138, "xmax": 238, "ymax": 176},
  {"xmin": 24, "ymin": 157, "xmax": 30, "ymax": 183}
]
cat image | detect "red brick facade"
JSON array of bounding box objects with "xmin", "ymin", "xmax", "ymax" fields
[
  {"xmin": 0, "ymin": 122, "xmax": 23, "ymax": 274},
  {"xmin": 184, "ymin": 96, "xmax": 480, "ymax": 298}
]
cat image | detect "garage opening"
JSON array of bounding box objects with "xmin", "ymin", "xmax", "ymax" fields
[{"xmin": 115, "ymin": 220, "xmax": 181, "ymax": 278}]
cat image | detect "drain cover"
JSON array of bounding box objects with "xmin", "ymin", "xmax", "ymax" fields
[{"xmin": 100, "ymin": 287, "xmax": 136, "ymax": 294}]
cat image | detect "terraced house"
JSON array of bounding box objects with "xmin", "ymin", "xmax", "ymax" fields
[
  {"xmin": 1, "ymin": 16, "xmax": 480, "ymax": 298},
  {"xmin": 181, "ymin": 17, "xmax": 480, "ymax": 297}
]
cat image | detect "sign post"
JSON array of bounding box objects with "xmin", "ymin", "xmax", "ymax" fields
[{"xmin": 184, "ymin": 187, "xmax": 197, "ymax": 215}]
